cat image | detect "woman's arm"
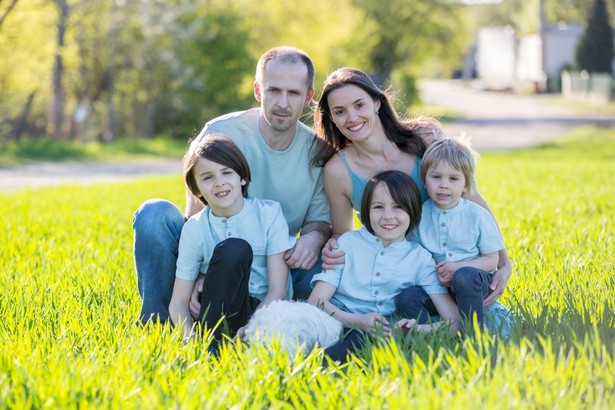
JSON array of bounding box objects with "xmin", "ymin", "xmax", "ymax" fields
[
  {"xmin": 323, "ymin": 157, "xmax": 355, "ymax": 238},
  {"xmin": 169, "ymin": 278, "xmax": 197, "ymax": 340},
  {"xmin": 485, "ymin": 248, "xmax": 511, "ymax": 307},
  {"xmin": 258, "ymin": 252, "xmax": 289, "ymax": 308},
  {"xmin": 320, "ymin": 159, "xmax": 354, "ymax": 270},
  {"xmin": 464, "ymin": 190, "xmax": 512, "ymax": 306}
]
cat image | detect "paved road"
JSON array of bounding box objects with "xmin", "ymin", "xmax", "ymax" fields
[
  {"xmin": 2, "ymin": 80, "xmax": 613, "ymax": 192},
  {"xmin": 421, "ymin": 79, "xmax": 615, "ymax": 151},
  {"xmin": 0, "ymin": 159, "xmax": 183, "ymax": 192}
]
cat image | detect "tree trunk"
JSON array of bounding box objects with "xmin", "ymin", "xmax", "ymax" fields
[
  {"xmin": 11, "ymin": 91, "xmax": 36, "ymax": 141},
  {"xmin": 0, "ymin": 0, "xmax": 19, "ymax": 30},
  {"xmin": 52, "ymin": 0, "xmax": 69, "ymax": 140}
]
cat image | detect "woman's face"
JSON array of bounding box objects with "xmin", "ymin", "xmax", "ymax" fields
[{"xmin": 327, "ymin": 84, "xmax": 381, "ymax": 143}]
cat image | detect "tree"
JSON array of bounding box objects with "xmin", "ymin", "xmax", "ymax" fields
[
  {"xmin": 51, "ymin": 0, "xmax": 69, "ymax": 140},
  {"xmin": 576, "ymin": 0, "xmax": 614, "ymax": 73},
  {"xmin": 0, "ymin": 0, "xmax": 19, "ymax": 29},
  {"xmin": 351, "ymin": 0, "xmax": 467, "ymax": 104}
]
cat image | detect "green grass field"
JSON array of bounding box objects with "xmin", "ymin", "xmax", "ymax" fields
[{"xmin": 0, "ymin": 126, "xmax": 613, "ymax": 409}]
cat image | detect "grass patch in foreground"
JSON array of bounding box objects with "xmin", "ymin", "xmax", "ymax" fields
[
  {"xmin": 0, "ymin": 136, "xmax": 188, "ymax": 167},
  {"xmin": 0, "ymin": 127, "xmax": 613, "ymax": 408}
]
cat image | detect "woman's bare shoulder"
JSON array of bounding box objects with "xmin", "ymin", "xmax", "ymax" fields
[{"xmin": 324, "ymin": 153, "xmax": 346, "ymax": 176}]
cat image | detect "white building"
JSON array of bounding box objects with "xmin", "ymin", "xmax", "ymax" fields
[{"xmin": 472, "ymin": 24, "xmax": 613, "ymax": 92}]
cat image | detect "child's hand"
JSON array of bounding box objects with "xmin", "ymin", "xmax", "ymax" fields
[
  {"xmin": 189, "ymin": 275, "xmax": 205, "ymax": 318},
  {"xmin": 394, "ymin": 318, "xmax": 417, "ymax": 335},
  {"xmin": 356, "ymin": 313, "xmax": 390, "ymax": 334},
  {"xmin": 235, "ymin": 326, "xmax": 247, "ymax": 341},
  {"xmin": 436, "ymin": 261, "xmax": 458, "ymax": 287}
]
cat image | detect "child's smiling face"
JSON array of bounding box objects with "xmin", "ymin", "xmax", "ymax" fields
[
  {"xmin": 368, "ymin": 182, "xmax": 410, "ymax": 246},
  {"xmin": 193, "ymin": 157, "xmax": 246, "ymax": 217}
]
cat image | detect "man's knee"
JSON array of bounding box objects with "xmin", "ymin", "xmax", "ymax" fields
[{"xmin": 133, "ymin": 199, "xmax": 183, "ymax": 233}]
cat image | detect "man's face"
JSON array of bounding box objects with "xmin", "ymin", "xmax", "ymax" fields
[{"xmin": 254, "ymin": 59, "xmax": 314, "ymax": 135}]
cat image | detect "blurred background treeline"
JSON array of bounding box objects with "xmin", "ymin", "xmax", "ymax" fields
[{"xmin": 1, "ymin": 0, "xmax": 613, "ymax": 143}]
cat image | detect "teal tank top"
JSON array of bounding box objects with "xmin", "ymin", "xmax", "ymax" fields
[{"xmin": 338, "ymin": 150, "xmax": 428, "ymax": 212}]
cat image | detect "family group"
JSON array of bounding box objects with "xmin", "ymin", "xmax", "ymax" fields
[{"xmin": 132, "ymin": 46, "xmax": 513, "ymax": 362}]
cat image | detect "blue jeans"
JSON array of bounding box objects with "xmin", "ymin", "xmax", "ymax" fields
[
  {"xmin": 324, "ymin": 328, "xmax": 367, "ymax": 364},
  {"xmin": 132, "ymin": 199, "xmax": 320, "ymax": 324},
  {"xmin": 133, "ymin": 199, "xmax": 185, "ymax": 324},
  {"xmin": 397, "ymin": 267, "xmax": 492, "ymax": 326}
]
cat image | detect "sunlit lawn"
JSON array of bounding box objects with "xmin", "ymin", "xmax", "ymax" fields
[{"xmin": 0, "ymin": 126, "xmax": 613, "ymax": 409}]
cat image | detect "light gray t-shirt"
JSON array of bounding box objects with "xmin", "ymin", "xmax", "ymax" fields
[{"xmin": 194, "ymin": 108, "xmax": 330, "ymax": 237}]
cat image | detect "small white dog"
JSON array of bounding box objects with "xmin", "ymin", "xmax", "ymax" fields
[{"xmin": 244, "ymin": 300, "xmax": 342, "ymax": 357}]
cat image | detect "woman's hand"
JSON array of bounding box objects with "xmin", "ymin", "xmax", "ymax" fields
[
  {"xmin": 321, "ymin": 238, "xmax": 345, "ymax": 271},
  {"xmin": 394, "ymin": 318, "xmax": 417, "ymax": 335},
  {"xmin": 484, "ymin": 264, "xmax": 511, "ymax": 307}
]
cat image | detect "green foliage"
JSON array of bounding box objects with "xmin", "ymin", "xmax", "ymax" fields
[
  {"xmin": 464, "ymin": 0, "xmax": 540, "ymax": 35},
  {"xmin": 545, "ymin": 0, "xmax": 615, "ymax": 26},
  {"xmin": 576, "ymin": 0, "xmax": 615, "ymax": 74},
  {"xmin": 0, "ymin": 0, "xmax": 470, "ymax": 142},
  {"xmin": 351, "ymin": 0, "xmax": 469, "ymax": 91},
  {"xmin": 464, "ymin": 0, "xmax": 615, "ymax": 36},
  {"xmin": 0, "ymin": 128, "xmax": 614, "ymax": 407}
]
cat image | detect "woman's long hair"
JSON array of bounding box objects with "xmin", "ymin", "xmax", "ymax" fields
[{"xmin": 313, "ymin": 67, "xmax": 427, "ymax": 165}]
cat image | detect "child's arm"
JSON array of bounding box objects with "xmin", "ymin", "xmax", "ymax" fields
[
  {"xmin": 308, "ymin": 281, "xmax": 390, "ymax": 333},
  {"xmin": 169, "ymin": 278, "xmax": 197, "ymax": 341},
  {"xmin": 397, "ymin": 293, "xmax": 459, "ymax": 334},
  {"xmin": 436, "ymin": 252, "xmax": 499, "ymax": 287},
  {"xmin": 258, "ymin": 252, "xmax": 289, "ymax": 308}
]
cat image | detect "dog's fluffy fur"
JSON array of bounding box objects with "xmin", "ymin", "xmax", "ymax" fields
[{"xmin": 244, "ymin": 300, "xmax": 342, "ymax": 357}]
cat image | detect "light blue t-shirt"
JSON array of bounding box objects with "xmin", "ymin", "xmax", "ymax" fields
[
  {"xmin": 337, "ymin": 150, "xmax": 428, "ymax": 212},
  {"xmin": 311, "ymin": 227, "xmax": 446, "ymax": 317},
  {"xmin": 194, "ymin": 108, "xmax": 330, "ymax": 237},
  {"xmin": 414, "ymin": 198, "xmax": 504, "ymax": 266},
  {"xmin": 176, "ymin": 197, "xmax": 297, "ymax": 301}
]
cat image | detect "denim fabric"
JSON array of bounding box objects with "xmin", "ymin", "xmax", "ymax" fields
[
  {"xmin": 396, "ymin": 286, "xmax": 438, "ymax": 324},
  {"xmin": 449, "ymin": 266, "xmax": 492, "ymax": 325},
  {"xmin": 397, "ymin": 270, "xmax": 514, "ymax": 340},
  {"xmin": 324, "ymin": 328, "xmax": 367, "ymax": 364},
  {"xmin": 484, "ymin": 301, "xmax": 513, "ymax": 341},
  {"xmin": 133, "ymin": 199, "xmax": 185, "ymax": 325}
]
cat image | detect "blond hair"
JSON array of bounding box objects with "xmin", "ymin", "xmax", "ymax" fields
[{"xmin": 420, "ymin": 135, "xmax": 478, "ymax": 194}]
